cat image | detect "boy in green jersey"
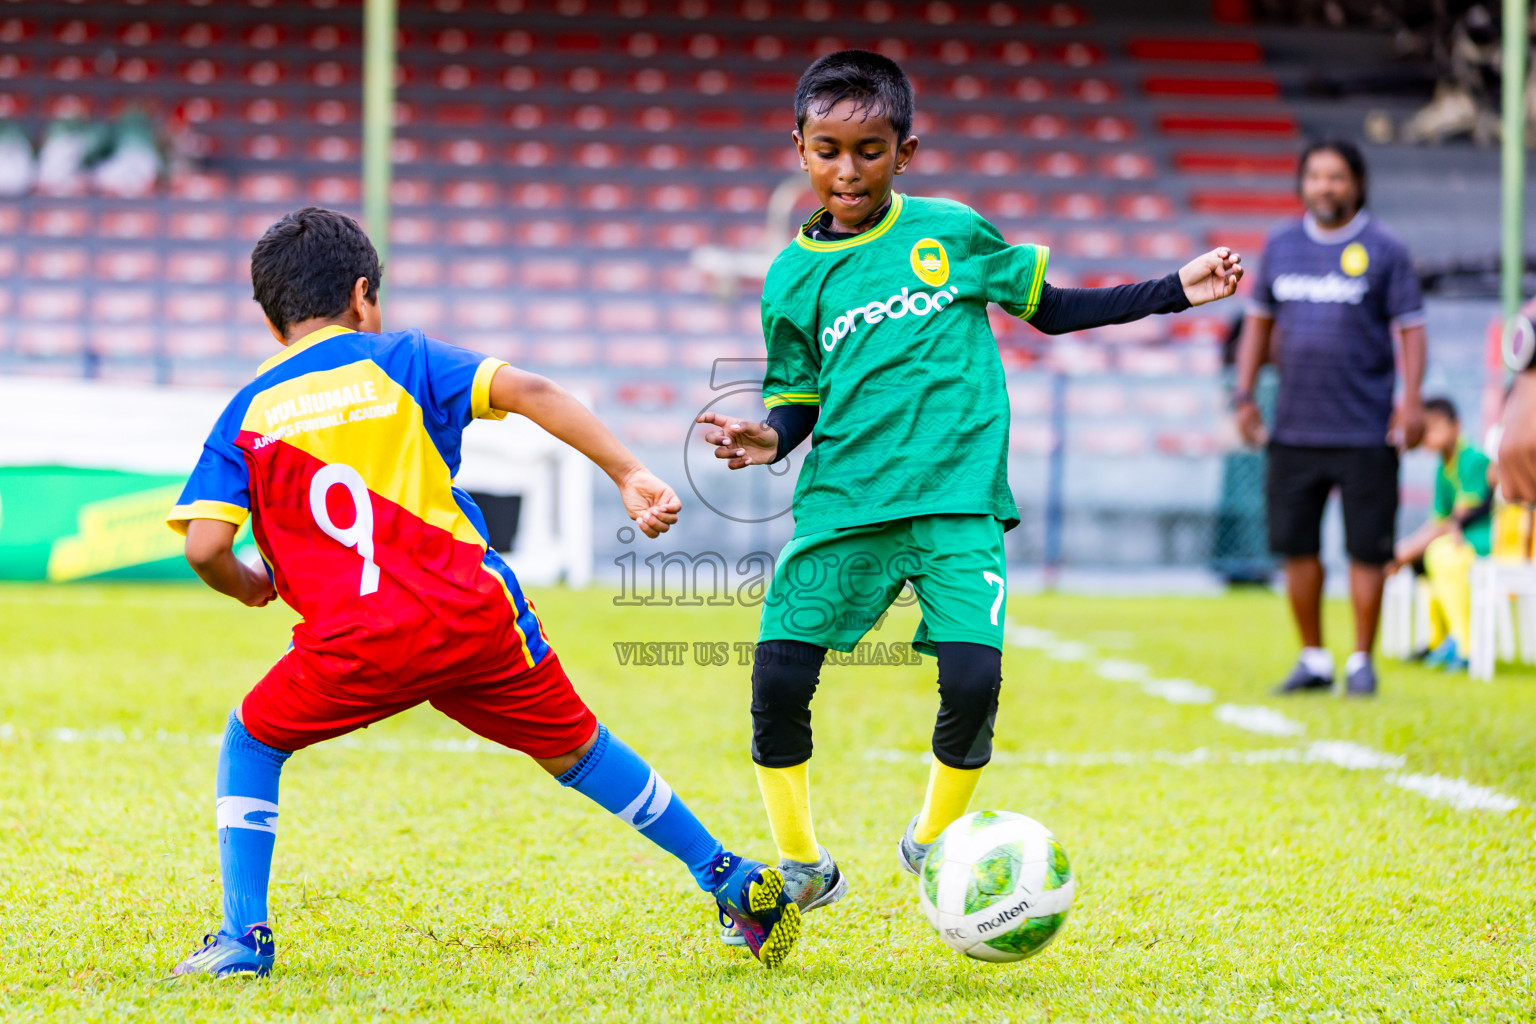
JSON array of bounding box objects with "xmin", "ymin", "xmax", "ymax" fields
[
  {"xmin": 697, "ymin": 50, "xmax": 1245, "ymax": 942},
  {"xmin": 1389, "ymin": 397, "xmax": 1494, "ymax": 671}
]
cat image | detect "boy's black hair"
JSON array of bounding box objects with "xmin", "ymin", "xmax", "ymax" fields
[
  {"xmin": 1424, "ymin": 396, "xmax": 1458, "ymax": 422},
  {"xmin": 251, "ymin": 207, "xmax": 381, "ymax": 336},
  {"xmin": 794, "ymin": 49, "xmax": 914, "ymax": 143},
  {"xmin": 1297, "ymin": 138, "xmax": 1369, "ymax": 208}
]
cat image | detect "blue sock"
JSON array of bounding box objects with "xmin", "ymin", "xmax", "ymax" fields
[
  {"xmin": 215, "ymin": 710, "xmax": 292, "ymax": 939},
  {"xmin": 557, "ymin": 724, "xmax": 724, "ymax": 890}
]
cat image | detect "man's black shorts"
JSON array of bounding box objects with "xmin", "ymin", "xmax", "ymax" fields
[{"xmin": 1266, "ymin": 443, "xmax": 1399, "ymax": 565}]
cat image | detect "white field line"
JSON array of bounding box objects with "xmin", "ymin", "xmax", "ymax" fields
[
  {"xmin": 866, "ymin": 741, "xmax": 1404, "ymax": 771},
  {"xmin": 1005, "ymin": 622, "xmax": 1519, "ymax": 813}
]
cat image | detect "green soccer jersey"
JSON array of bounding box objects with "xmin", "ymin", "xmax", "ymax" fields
[
  {"xmin": 1434, "ymin": 437, "xmax": 1492, "ymax": 556},
  {"xmin": 760, "ymin": 192, "xmax": 1048, "ymax": 537}
]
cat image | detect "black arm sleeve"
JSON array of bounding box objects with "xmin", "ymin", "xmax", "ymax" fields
[
  {"xmin": 766, "ymin": 404, "xmax": 819, "ymax": 464},
  {"xmin": 1454, "ymin": 492, "xmax": 1494, "ymax": 531},
  {"xmin": 1026, "ymin": 272, "xmax": 1191, "ymax": 336}
]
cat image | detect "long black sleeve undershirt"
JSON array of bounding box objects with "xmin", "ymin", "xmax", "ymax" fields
[
  {"xmin": 1027, "ymin": 272, "xmax": 1191, "ymax": 336},
  {"xmin": 763, "ymin": 273, "xmax": 1190, "ymax": 462},
  {"xmin": 766, "ymin": 404, "xmax": 819, "ymax": 464}
]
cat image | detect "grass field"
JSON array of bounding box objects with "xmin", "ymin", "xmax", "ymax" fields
[{"xmin": 2, "ymin": 581, "xmax": 1533, "ymax": 1022}]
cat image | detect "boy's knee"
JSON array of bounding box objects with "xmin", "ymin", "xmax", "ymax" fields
[
  {"xmin": 932, "ymin": 642, "xmax": 1002, "ymax": 769},
  {"xmin": 750, "ymin": 640, "xmax": 826, "ymax": 767}
]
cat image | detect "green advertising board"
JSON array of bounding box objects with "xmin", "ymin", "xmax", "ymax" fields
[{"xmin": 0, "ymin": 466, "xmax": 237, "ymax": 582}]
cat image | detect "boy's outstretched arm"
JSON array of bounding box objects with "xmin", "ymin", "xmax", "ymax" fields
[
  {"xmin": 489, "ymin": 365, "xmax": 680, "ymax": 537},
  {"xmin": 1026, "ymin": 247, "xmax": 1244, "ymax": 336},
  {"xmin": 184, "ymin": 519, "xmax": 277, "ymax": 607}
]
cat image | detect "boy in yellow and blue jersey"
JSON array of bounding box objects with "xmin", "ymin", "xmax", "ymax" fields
[
  {"xmin": 166, "ymin": 208, "xmax": 798, "ymax": 976},
  {"xmin": 697, "ymin": 51, "xmax": 1245, "ymax": 946}
]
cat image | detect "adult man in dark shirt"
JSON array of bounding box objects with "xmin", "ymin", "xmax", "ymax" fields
[{"xmin": 1233, "ymin": 140, "xmax": 1427, "ymax": 697}]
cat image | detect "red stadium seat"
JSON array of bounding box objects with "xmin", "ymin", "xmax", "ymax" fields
[
  {"xmin": 113, "ymin": 58, "xmax": 159, "ymax": 85},
  {"xmin": 503, "ymin": 66, "xmax": 540, "ymax": 91},
  {"xmin": 1067, "ymin": 382, "xmax": 1128, "ymax": 415},
  {"xmin": 1035, "ymin": 151, "xmax": 1087, "ymax": 178},
  {"xmin": 437, "ymin": 64, "xmax": 476, "ymax": 91},
  {"xmin": 25, "ymin": 248, "xmax": 88, "ymax": 281},
  {"xmin": 243, "ymin": 134, "xmax": 291, "ymax": 161},
  {"xmin": 29, "ymin": 207, "xmax": 91, "ymax": 238},
  {"xmin": 1040, "ymin": 2, "xmax": 1089, "ymax": 26},
  {"xmin": 1134, "ymin": 229, "xmax": 1195, "ymax": 259},
  {"xmin": 1174, "ymin": 150, "xmax": 1296, "ymax": 175},
  {"xmin": 997, "ymin": 40, "xmax": 1038, "ymax": 66},
  {"xmin": 387, "ymin": 294, "xmax": 446, "ymax": 328},
  {"xmin": 390, "ymin": 217, "xmax": 437, "ymax": 246},
  {"xmin": 1053, "ymin": 42, "xmax": 1102, "ymax": 67},
  {"xmin": 500, "ymin": 29, "xmax": 535, "ymax": 55},
  {"xmin": 570, "ymin": 104, "xmax": 613, "ymax": 131},
  {"xmin": 980, "ymin": 189, "xmax": 1038, "ymax": 219},
  {"xmin": 641, "ymin": 143, "xmax": 688, "ymax": 171},
  {"xmin": 96, "ymin": 249, "xmax": 158, "ymax": 282},
  {"xmin": 1126, "ymin": 37, "xmax": 1263, "ymax": 63},
  {"xmin": 926, "ymin": 1, "xmax": 961, "ymax": 25},
  {"xmin": 92, "ymin": 289, "xmax": 155, "ymax": 323},
  {"xmin": 592, "ymin": 260, "xmax": 652, "ymax": 292},
  {"xmin": 1053, "ymin": 193, "xmax": 1108, "ymax": 220},
  {"xmin": 1, "ymin": 18, "xmax": 35, "ymax": 45},
  {"xmin": 694, "ymin": 69, "xmax": 734, "ymax": 95},
  {"xmin": 581, "ymin": 183, "xmax": 634, "ymax": 211},
  {"xmin": 308, "ymin": 136, "xmax": 359, "ymax": 163},
  {"xmin": 244, "ymin": 60, "xmax": 287, "ymax": 87},
  {"xmin": 510, "ymin": 182, "xmax": 567, "ymax": 209},
  {"xmin": 1207, "ymin": 227, "xmax": 1268, "ymax": 255},
  {"xmin": 453, "ymin": 298, "xmax": 518, "ymax": 330},
  {"xmin": 242, "ymin": 24, "xmax": 282, "ymax": 50},
  {"xmin": 166, "ymin": 251, "xmax": 230, "ymax": 285},
  {"xmin": 392, "ymin": 138, "xmax": 424, "ymax": 164},
  {"xmin": 958, "ymin": 113, "xmax": 1004, "ymax": 138},
  {"xmin": 1188, "ymin": 189, "xmax": 1302, "ymax": 215},
  {"xmin": 388, "ymin": 254, "xmax": 441, "ymax": 288},
  {"xmin": 606, "ymin": 337, "xmax": 674, "ymax": 369},
  {"xmin": 969, "ymin": 150, "xmax": 1023, "ymax": 176},
  {"xmin": 1063, "ymin": 227, "xmax": 1123, "ymax": 257},
  {"xmin": 0, "ymin": 54, "xmax": 31, "ymax": 82},
  {"xmin": 749, "ymin": 40, "xmax": 791, "ymax": 66},
  {"xmin": 45, "ymin": 94, "xmax": 94, "ymax": 119},
  {"xmin": 1143, "ymin": 76, "xmax": 1279, "ymax": 100},
  {"xmin": 307, "ymin": 25, "xmax": 351, "ymax": 52},
  {"xmin": 1116, "ymin": 193, "xmax": 1173, "ymax": 221},
  {"xmin": 521, "ymin": 257, "xmax": 581, "ymax": 290},
  {"xmin": 1069, "ymin": 77, "xmax": 1121, "ymax": 103},
  {"xmin": 670, "ymin": 303, "xmax": 730, "ymax": 334},
  {"xmin": 448, "ymin": 257, "xmax": 515, "ymax": 290},
  {"xmin": 597, "ymin": 300, "xmax": 661, "ymax": 332},
  {"xmin": 576, "ymin": 142, "xmax": 623, "ymax": 168},
  {"xmin": 933, "ymin": 39, "xmax": 975, "ymax": 65},
  {"xmin": 444, "ymin": 179, "xmax": 499, "ymax": 208},
  {"xmin": 1022, "ymin": 113, "xmax": 1071, "ymax": 140},
  {"xmin": 659, "ymin": 222, "xmax": 708, "ymax": 249},
  {"xmin": 18, "ymin": 323, "xmax": 84, "ymax": 356},
  {"xmin": 99, "ymin": 210, "xmax": 157, "ymax": 240},
  {"xmin": 165, "ymin": 291, "xmax": 229, "ymax": 325},
  {"xmin": 54, "ymin": 18, "xmax": 97, "ymax": 45},
  {"xmin": 310, "ymin": 99, "xmax": 358, "ymax": 126},
  {"xmin": 92, "ymin": 327, "xmax": 156, "ymax": 358},
  {"xmin": 49, "ymin": 56, "xmax": 93, "ymax": 83},
  {"xmin": 1011, "ymin": 77, "xmax": 1052, "ymax": 102},
  {"xmin": 1083, "ymin": 115, "xmax": 1136, "ymax": 141},
  {"xmin": 238, "ymin": 174, "xmax": 296, "ymax": 204},
  {"xmin": 725, "ymin": 224, "xmax": 766, "ymax": 249},
  {"xmin": 391, "ymin": 178, "xmax": 433, "ymax": 205},
  {"xmin": 450, "ymin": 219, "xmax": 506, "ymax": 247},
  {"xmin": 1098, "ymin": 152, "xmax": 1156, "ymax": 179},
  {"xmin": 585, "ymin": 221, "xmax": 639, "ymax": 249},
  {"xmin": 440, "ymin": 138, "xmax": 489, "ymax": 166},
  {"xmin": 716, "ymin": 184, "xmax": 768, "ymax": 212},
  {"xmin": 526, "ymin": 299, "xmax": 589, "ymax": 332},
  {"xmin": 708, "ymin": 145, "xmax": 753, "ymax": 171},
  {"xmin": 433, "ymin": 27, "xmax": 474, "ymax": 55},
  {"xmin": 1157, "ymin": 113, "xmax": 1297, "ymax": 136},
  {"xmin": 1075, "ymin": 425, "xmax": 1144, "ymax": 456},
  {"xmin": 517, "ymin": 220, "xmax": 573, "ymax": 248},
  {"xmin": 508, "ymin": 140, "xmax": 553, "ymax": 167},
  {"xmin": 240, "ymin": 98, "xmax": 286, "ymax": 126},
  {"xmin": 170, "ymin": 174, "xmax": 229, "ymax": 201},
  {"xmin": 309, "ymin": 176, "xmax": 362, "ymax": 205},
  {"xmin": 311, "ymin": 61, "xmax": 351, "ymax": 89}
]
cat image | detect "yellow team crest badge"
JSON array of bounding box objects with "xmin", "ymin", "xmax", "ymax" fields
[
  {"xmin": 910, "ymin": 237, "xmax": 950, "ymax": 287},
  {"xmin": 1341, "ymin": 242, "xmax": 1369, "ymax": 277}
]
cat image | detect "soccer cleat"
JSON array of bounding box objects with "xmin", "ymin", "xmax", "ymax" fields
[
  {"xmin": 1272, "ymin": 661, "xmax": 1334, "ymax": 696},
  {"xmin": 1423, "ymin": 638, "xmax": 1466, "ymax": 672},
  {"xmin": 1345, "ymin": 659, "xmax": 1378, "ymax": 697},
  {"xmin": 170, "ymin": 924, "xmax": 275, "ymax": 978},
  {"xmin": 897, "ymin": 815, "xmax": 934, "ymax": 876},
  {"xmin": 720, "ymin": 846, "xmax": 846, "ymax": 947},
  {"xmin": 710, "ymin": 853, "xmax": 800, "ymax": 968}
]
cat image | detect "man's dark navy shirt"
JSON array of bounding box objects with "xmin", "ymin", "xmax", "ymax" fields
[{"xmin": 1249, "ymin": 212, "xmax": 1424, "ymax": 448}]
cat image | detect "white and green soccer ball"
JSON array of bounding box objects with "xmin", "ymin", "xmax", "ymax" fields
[{"xmin": 918, "ymin": 810, "xmax": 1074, "ymax": 962}]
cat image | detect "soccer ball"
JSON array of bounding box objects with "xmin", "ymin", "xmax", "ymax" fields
[{"xmin": 918, "ymin": 810, "xmax": 1074, "ymax": 962}]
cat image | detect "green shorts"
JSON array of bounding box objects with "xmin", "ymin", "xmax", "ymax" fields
[{"xmin": 758, "ymin": 513, "xmax": 1007, "ymax": 656}]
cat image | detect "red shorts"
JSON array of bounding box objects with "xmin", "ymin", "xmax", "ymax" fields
[{"xmin": 240, "ymin": 648, "xmax": 597, "ymax": 758}]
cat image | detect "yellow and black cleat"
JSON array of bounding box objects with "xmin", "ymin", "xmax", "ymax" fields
[{"xmin": 712, "ymin": 858, "xmax": 802, "ymax": 968}]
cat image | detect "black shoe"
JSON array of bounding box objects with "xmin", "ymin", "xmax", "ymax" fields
[
  {"xmin": 1345, "ymin": 660, "xmax": 1378, "ymax": 697},
  {"xmin": 1273, "ymin": 662, "xmax": 1334, "ymax": 695}
]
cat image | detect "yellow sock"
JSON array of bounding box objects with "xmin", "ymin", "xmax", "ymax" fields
[
  {"xmin": 914, "ymin": 758, "xmax": 984, "ymax": 844},
  {"xmin": 1425, "ymin": 534, "xmax": 1476, "ymax": 650},
  {"xmin": 754, "ymin": 762, "xmax": 819, "ymax": 863}
]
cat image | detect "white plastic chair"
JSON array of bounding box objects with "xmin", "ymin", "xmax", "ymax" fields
[
  {"xmin": 1468, "ymin": 558, "xmax": 1536, "ymax": 681},
  {"xmin": 1381, "ymin": 564, "xmax": 1432, "ymax": 660}
]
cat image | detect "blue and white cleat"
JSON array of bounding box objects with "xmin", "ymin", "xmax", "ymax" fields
[
  {"xmin": 170, "ymin": 924, "xmax": 275, "ymax": 978},
  {"xmin": 721, "ymin": 846, "xmax": 846, "ymax": 947},
  {"xmin": 897, "ymin": 815, "xmax": 934, "ymax": 876},
  {"xmin": 710, "ymin": 853, "xmax": 800, "ymax": 968}
]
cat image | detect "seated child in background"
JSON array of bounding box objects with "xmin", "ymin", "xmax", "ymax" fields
[{"xmin": 1390, "ymin": 397, "xmax": 1493, "ymax": 672}]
